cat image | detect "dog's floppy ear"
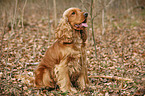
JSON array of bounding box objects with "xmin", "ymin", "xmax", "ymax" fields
[{"xmin": 55, "ymin": 17, "xmax": 73, "ymax": 44}]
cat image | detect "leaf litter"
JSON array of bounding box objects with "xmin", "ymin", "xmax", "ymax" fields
[{"xmin": 0, "ymin": 14, "xmax": 145, "ymax": 95}]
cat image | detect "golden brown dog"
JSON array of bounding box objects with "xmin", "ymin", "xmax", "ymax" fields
[{"xmin": 35, "ymin": 8, "xmax": 89, "ymax": 93}]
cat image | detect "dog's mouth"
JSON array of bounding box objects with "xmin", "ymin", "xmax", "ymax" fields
[{"xmin": 74, "ymin": 19, "xmax": 88, "ymax": 28}]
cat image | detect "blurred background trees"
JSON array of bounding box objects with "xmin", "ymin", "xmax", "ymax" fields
[{"xmin": 0, "ymin": 0, "xmax": 144, "ymax": 28}]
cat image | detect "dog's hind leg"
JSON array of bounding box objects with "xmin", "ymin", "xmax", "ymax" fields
[{"xmin": 35, "ymin": 66, "xmax": 54, "ymax": 88}]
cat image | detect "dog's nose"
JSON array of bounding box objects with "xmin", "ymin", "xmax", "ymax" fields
[{"xmin": 83, "ymin": 12, "xmax": 88, "ymax": 17}]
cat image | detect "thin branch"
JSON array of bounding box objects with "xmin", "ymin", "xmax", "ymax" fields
[
  {"xmin": 45, "ymin": 0, "xmax": 51, "ymax": 45},
  {"xmin": 90, "ymin": 0, "xmax": 97, "ymax": 59},
  {"xmin": 80, "ymin": 0, "xmax": 89, "ymax": 12},
  {"xmin": 21, "ymin": 0, "xmax": 27, "ymax": 29},
  {"xmin": 93, "ymin": 0, "xmax": 115, "ymax": 19},
  {"xmin": 53, "ymin": 0, "xmax": 57, "ymax": 27},
  {"xmin": 88, "ymin": 75, "xmax": 134, "ymax": 82},
  {"xmin": 12, "ymin": 0, "xmax": 18, "ymax": 32},
  {"xmin": 102, "ymin": 9, "xmax": 105, "ymax": 35}
]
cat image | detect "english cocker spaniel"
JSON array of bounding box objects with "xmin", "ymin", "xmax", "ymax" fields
[{"xmin": 35, "ymin": 8, "xmax": 89, "ymax": 93}]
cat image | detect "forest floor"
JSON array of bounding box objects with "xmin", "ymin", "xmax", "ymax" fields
[{"xmin": 0, "ymin": 13, "xmax": 145, "ymax": 96}]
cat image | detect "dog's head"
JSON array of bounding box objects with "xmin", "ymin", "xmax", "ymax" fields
[{"xmin": 63, "ymin": 8, "xmax": 88, "ymax": 30}]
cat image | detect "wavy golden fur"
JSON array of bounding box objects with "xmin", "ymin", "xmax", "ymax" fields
[{"xmin": 34, "ymin": 8, "xmax": 89, "ymax": 93}]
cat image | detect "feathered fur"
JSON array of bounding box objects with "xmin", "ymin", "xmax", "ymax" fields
[{"xmin": 34, "ymin": 8, "xmax": 89, "ymax": 93}]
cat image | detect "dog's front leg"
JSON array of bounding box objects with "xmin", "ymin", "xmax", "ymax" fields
[
  {"xmin": 77, "ymin": 48, "xmax": 89, "ymax": 90},
  {"xmin": 54, "ymin": 58, "xmax": 77, "ymax": 93},
  {"xmin": 77, "ymin": 65, "xmax": 89, "ymax": 90}
]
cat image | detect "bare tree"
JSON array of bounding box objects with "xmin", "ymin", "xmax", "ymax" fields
[
  {"xmin": 45, "ymin": 0, "xmax": 52, "ymax": 45},
  {"xmin": 90, "ymin": 0, "xmax": 97, "ymax": 60},
  {"xmin": 53, "ymin": 0, "xmax": 57, "ymax": 27},
  {"xmin": 21, "ymin": 0, "xmax": 27, "ymax": 30}
]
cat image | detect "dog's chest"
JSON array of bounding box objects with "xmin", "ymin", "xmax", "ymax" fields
[
  {"xmin": 67, "ymin": 56, "xmax": 81, "ymax": 75},
  {"xmin": 67, "ymin": 32, "xmax": 83, "ymax": 77},
  {"xmin": 73, "ymin": 32, "xmax": 82, "ymax": 49}
]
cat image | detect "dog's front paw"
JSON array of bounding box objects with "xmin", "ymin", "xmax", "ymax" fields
[
  {"xmin": 61, "ymin": 87, "xmax": 77, "ymax": 93},
  {"xmin": 70, "ymin": 87, "xmax": 77, "ymax": 93}
]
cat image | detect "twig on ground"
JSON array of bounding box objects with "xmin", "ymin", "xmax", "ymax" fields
[{"xmin": 88, "ymin": 75, "xmax": 134, "ymax": 82}]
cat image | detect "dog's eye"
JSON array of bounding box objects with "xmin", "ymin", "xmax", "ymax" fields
[{"xmin": 72, "ymin": 12, "xmax": 75, "ymax": 15}]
